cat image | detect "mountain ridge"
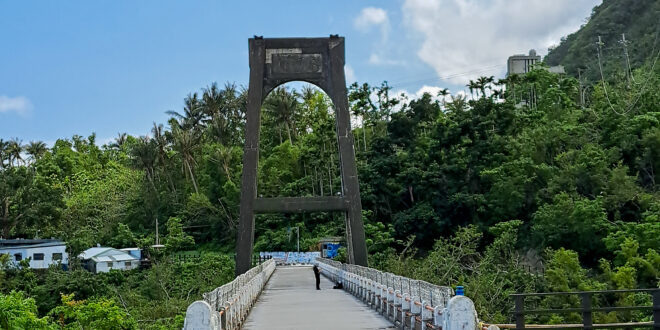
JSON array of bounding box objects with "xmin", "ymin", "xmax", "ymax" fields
[{"xmin": 545, "ymin": 0, "xmax": 660, "ymax": 81}]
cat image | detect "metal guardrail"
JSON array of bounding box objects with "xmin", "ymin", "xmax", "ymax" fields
[
  {"xmin": 496, "ymin": 289, "xmax": 660, "ymax": 330},
  {"xmin": 183, "ymin": 259, "xmax": 276, "ymax": 330},
  {"xmin": 316, "ymin": 258, "xmax": 479, "ymax": 330}
]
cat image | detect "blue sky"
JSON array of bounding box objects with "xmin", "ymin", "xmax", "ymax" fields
[{"xmin": 0, "ymin": 0, "xmax": 599, "ymax": 144}]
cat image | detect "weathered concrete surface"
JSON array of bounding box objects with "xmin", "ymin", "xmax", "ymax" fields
[
  {"xmin": 242, "ymin": 266, "xmax": 395, "ymax": 330},
  {"xmin": 236, "ymin": 37, "xmax": 368, "ymax": 275}
]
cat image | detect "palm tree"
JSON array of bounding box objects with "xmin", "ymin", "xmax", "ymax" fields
[
  {"xmin": 109, "ymin": 133, "xmax": 128, "ymax": 150},
  {"xmin": 211, "ymin": 144, "xmax": 235, "ymax": 182},
  {"xmin": 7, "ymin": 138, "xmax": 23, "ymax": 167},
  {"xmin": 222, "ymin": 83, "xmax": 246, "ymax": 145},
  {"xmin": 348, "ymin": 82, "xmax": 374, "ymax": 151},
  {"xmin": 477, "ymin": 76, "xmax": 494, "ymax": 98},
  {"xmin": 437, "ymin": 88, "xmax": 450, "ymax": 109},
  {"xmin": 466, "ymin": 80, "xmax": 477, "ymax": 99},
  {"xmin": 25, "ymin": 141, "xmax": 47, "ymax": 162},
  {"xmin": 167, "ymin": 93, "xmax": 204, "ymax": 131},
  {"xmin": 201, "ymin": 83, "xmax": 224, "ymax": 139},
  {"xmin": 446, "ymin": 95, "xmax": 468, "ymax": 113},
  {"xmin": 201, "ymin": 83, "xmax": 222, "ymax": 117},
  {"xmin": 492, "ymin": 89, "xmax": 503, "ymax": 100},
  {"xmin": 171, "ymin": 125, "xmax": 202, "ymax": 193},
  {"xmin": 130, "ymin": 137, "xmax": 159, "ymax": 192},
  {"xmin": 506, "ymin": 74, "xmax": 521, "ymax": 103},
  {"xmin": 263, "ymin": 88, "xmax": 298, "ymax": 144},
  {"xmin": 301, "ymin": 86, "xmax": 316, "ymax": 103},
  {"xmin": 152, "ymin": 122, "xmax": 176, "ymax": 193},
  {"xmin": 201, "ymin": 83, "xmax": 244, "ymax": 145}
]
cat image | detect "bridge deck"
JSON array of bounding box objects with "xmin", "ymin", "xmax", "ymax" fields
[{"xmin": 242, "ymin": 266, "xmax": 395, "ymax": 330}]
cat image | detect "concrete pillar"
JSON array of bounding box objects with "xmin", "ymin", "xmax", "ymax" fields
[
  {"xmin": 444, "ymin": 295, "xmax": 478, "ymax": 330},
  {"xmin": 183, "ymin": 301, "xmax": 219, "ymax": 330}
]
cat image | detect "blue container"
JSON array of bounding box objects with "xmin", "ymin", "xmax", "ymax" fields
[{"xmin": 456, "ymin": 286, "xmax": 464, "ymax": 296}]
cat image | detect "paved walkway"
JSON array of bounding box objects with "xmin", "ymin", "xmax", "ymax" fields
[{"xmin": 242, "ymin": 266, "xmax": 396, "ymax": 330}]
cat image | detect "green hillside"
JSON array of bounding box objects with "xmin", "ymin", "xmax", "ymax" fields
[{"xmin": 545, "ymin": 0, "xmax": 660, "ymax": 81}]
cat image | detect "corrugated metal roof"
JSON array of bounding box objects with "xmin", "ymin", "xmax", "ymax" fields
[
  {"xmin": 79, "ymin": 247, "xmax": 112, "ymax": 259},
  {"xmin": 0, "ymin": 241, "xmax": 66, "ymax": 250},
  {"xmin": 80, "ymin": 247, "xmax": 139, "ymax": 262},
  {"xmin": 0, "ymin": 239, "xmax": 64, "ymax": 246}
]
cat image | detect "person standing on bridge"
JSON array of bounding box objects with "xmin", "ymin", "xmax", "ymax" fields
[{"xmin": 312, "ymin": 265, "xmax": 321, "ymax": 290}]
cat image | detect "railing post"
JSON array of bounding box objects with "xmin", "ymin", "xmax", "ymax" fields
[
  {"xmin": 514, "ymin": 295, "xmax": 525, "ymax": 330},
  {"xmin": 420, "ymin": 300, "xmax": 431, "ymax": 330},
  {"xmin": 581, "ymin": 292, "xmax": 592, "ymax": 330},
  {"xmin": 394, "ymin": 290, "xmax": 402, "ymax": 325},
  {"xmin": 401, "ymin": 293, "xmax": 410, "ymax": 330},
  {"xmin": 220, "ymin": 306, "xmax": 227, "ymax": 330},
  {"xmin": 653, "ymin": 289, "xmax": 660, "ymax": 330},
  {"xmin": 433, "ymin": 306, "xmax": 442, "ymax": 329},
  {"xmin": 410, "ymin": 296, "xmax": 420, "ymax": 329}
]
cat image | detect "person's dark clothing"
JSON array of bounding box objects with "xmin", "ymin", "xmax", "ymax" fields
[{"xmin": 313, "ymin": 265, "xmax": 321, "ymax": 290}]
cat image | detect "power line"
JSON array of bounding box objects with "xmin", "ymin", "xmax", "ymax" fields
[
  {"xmin": 596, "ymin": 21, "xmax": 660, "ymax": 116},
  {"xmin": 388, "ymin": 64, "xmax": 505, "ymax": 89}
]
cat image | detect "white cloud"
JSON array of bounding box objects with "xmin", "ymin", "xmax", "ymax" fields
[
  {"xmin": 402, "ymin": 0, "xmax": 600, "ymax": 84},
  {"xmin": 0, "ymin": 95, "xmax": 33, "ymax": 116},
  {"xmin": 354, "ymin": 7, "xmax": 389, "ymax": 31},
  {"xmin": 394, "ymin": 85, "xmax": 451, "ymax": 104},
  {"xmin": 345, "ymin": 64, "xmax": 356, "ymax": 83},
  {"xmin": 354, "ymin": 7, "xmax": 390, "ymax": 42},
  {"xmin": 368, "ymin": 54, "xmax": 406, "ymax": 66}
]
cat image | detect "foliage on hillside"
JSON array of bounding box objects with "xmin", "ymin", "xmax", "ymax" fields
[
  {"xmin": 0, "ymin": 254, "xmax": 233, "ymax": 329},
  {"xmin": 545, "ymin": 0, "xmax": 660, "ymax": 81},
  {"xmin": 1, "ymin": 48, "xmax": 660, "ymax": 326}
]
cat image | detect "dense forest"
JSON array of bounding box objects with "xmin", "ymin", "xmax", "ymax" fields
[
  {"xmin": 2, "ymin": 6, "xmax": 660, "ymax": 328},
  {"xmin": 545, "ymin": 0, "xmax": 659, "ymax": 81}
]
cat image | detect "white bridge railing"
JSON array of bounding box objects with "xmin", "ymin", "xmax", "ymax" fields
[
  {"xmin": 316, "ymin": 258, "xmax": 479, "ymax": 330},
  {"xmin": 183, "ymin": 259, "xmax": 275, "ymax": 330}
]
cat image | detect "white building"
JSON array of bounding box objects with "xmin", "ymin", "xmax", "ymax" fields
[
  {"xmin": 507, "ymin": 49, "xmax": 566, "ymax": 76},
  {"xmin": 507, "ymin": 49, "xmax": 541, "ymax": 76},
  {"xmin": 79, "ymin": 247, "xmax": 140, "ymax": 273},
  {"xmin": 0, "ymin": 239, "xmax": 68, "ymax": 269}
]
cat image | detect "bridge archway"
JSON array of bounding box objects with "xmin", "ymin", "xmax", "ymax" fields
[{"xmin": 236, "ymin": 36, "xmax": 368, "ymax": 275}]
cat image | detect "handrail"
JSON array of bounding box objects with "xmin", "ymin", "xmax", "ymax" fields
[
  {"xmin": 183, "ymin": 259, "xmax": 276, "ymax": 330},
  {"xmin": 315, "ymin": 258, "xmax": 479, "ymax": 330},
  {"xmin": 510, "ymin": 288, "xmax": 659, "ymax": 296},
  {"xmin": 510, "ymin": 289, "xmax": 660, "ymax": 330}
]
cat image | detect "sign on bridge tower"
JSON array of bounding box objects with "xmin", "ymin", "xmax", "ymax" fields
[{"xmin": 235, "ymin": 36, "xmax": 368, "ymax": 275}]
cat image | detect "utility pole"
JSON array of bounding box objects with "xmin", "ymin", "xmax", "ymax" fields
[
  {"xmin": 619, "ymin": 33, "xmax": 635, "ymax": 85},
  {"xmin": 155, "ymin": 217, "xmax": 159, "ymax": 245},
  {"xmin": 296, "ymin": 227, "xmax": 300, "ymax": 253}
]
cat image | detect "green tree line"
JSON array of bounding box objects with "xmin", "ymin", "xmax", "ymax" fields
[{"xmin": 1, "ymin": 56, "xmax": 659, "ymax": 327}]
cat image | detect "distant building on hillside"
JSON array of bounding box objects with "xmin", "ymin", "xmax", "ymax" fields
[
  {"xmin": 79, "ymin": 247, "xmax": 140, "ymax": 273},
  {"xmin": 0, "ymin": 239, "xmax": 68, "ymax": 269},
  {"xmin": 507, "ymin": 49, "xmax": 541, "ymax": 76},
  {"xmin": 507, "ymin": 49, "xmax": 566, "ymax": 76}
]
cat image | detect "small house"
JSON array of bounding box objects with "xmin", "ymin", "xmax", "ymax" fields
[
  {"xmin": 318, "ymin": 237, "xmax": 342, "ymax": 259},
  {"xmin": 0, "ymin": 239, "xmax": 68, "ymax": 269},
  {"xmin": 79, "ymin": 247, "xmax": 140, "ymax": 273}
]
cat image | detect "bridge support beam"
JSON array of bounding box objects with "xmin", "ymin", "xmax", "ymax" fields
[{"xmin": 236, "ymin": 36, "xmax": 368, "ymax": 275}]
